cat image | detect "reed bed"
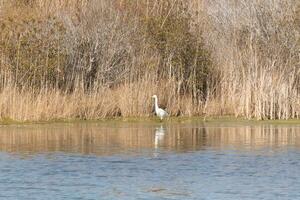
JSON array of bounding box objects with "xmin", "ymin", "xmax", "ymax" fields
[{"xmin": 0, "ymin": 0, "xmax": 299, "ymax": 121}]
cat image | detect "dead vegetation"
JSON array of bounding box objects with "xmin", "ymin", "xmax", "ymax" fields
[{"xmin": 0, "ymin": 0, "xmax": 299, "ymax": 121}]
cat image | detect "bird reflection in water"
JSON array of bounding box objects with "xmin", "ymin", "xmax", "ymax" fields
[
  {"xmin": 154, "ymin": 125, "xmax": 166, "ymax": 157},
  {"xmin": 155, "ymin": 125, "xmax": 165, "ymax": 148}
]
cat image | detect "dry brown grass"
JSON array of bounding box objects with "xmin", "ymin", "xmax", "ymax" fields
[
  {"xmin": 0, "ymin": 76, "xmax": 206, "ymax": 121},
  {"xmin": 0, "ymin": 0, "xmax": 299, "ymax": 121}
]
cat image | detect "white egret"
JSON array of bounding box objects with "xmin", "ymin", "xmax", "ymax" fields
[{"xmin": 152, "ymin": 95, "xmax": 168, "ymax": 121}]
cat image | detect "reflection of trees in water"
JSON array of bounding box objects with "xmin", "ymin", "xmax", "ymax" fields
[{"xmin": 0, "ymin": 123, "xmax": 299, "ymax": 155}]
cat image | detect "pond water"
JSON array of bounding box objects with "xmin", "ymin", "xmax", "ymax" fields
[{"xmin": 0, "ymin": 121, "xmax": 299, "ymax": 200}]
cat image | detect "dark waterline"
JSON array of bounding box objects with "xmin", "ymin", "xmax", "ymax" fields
[{"xmin": 0, "ymin": 121, "xmax": 299, "ymax": 200}]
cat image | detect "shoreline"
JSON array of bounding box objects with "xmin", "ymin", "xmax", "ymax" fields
[{"xmin": 0, "ymin": 116, "xmax": 299, "ymax": 126}]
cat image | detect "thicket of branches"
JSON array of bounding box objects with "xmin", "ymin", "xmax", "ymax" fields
[{"xmin": 0, "ymin": 0, "xmax": 299, "ymax": 120}]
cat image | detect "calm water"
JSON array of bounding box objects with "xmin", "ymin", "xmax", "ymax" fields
[{"xmin": 0, "ymin": 121, "xmax": 300, "ymax": 200}]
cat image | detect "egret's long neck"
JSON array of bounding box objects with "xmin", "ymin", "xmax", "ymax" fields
[{"xmin": 154, "ymin": 97, "xmax": 159, "ymax": 111}]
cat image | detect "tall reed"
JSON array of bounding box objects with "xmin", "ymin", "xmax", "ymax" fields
[{"xmin": 0, "ymin": 0, "xmax": 299, "ymax": 121}]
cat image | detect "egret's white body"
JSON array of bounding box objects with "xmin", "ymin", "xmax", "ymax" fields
[{"xmin": 152, "ymin": 95, "xmax": 168, "ymax": 121}]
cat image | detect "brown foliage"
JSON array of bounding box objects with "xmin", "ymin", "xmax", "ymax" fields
[{"xmin": 0, "ymin": 0, "xmax": 298, "ymax": 121}]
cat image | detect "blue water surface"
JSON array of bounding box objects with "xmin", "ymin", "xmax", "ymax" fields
[{"xmin": 0, "ymin": 122, "xmax": 299, "ymax": 200}]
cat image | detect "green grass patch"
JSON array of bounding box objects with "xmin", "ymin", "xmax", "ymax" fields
[{"xmin": 0, "ymin": 115, "xmax": 299, "ymax": 126}]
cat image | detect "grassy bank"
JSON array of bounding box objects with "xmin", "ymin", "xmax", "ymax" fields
[
  {"xmin": 0, "ymin": 0, "xmax": 299, "ymax": 121},
  {"xmin": 0, "ymin": 115, "xmax": 299, "ymax": 126}
]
